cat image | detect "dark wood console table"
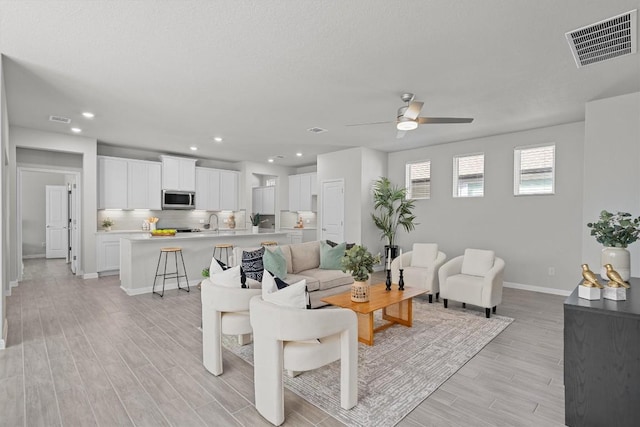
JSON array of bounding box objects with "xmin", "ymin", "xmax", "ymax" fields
[{"xmin": 564, "ymin": 277, "xmax": 640, "ymax": 427}]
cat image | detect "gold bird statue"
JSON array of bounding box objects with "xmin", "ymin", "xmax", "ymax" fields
[
  {"xmin": 604, "ymin": 264, "xmax": 630, "ymax": 288},
  {"xmin": 581, "ymin": 264, "xmax": 603, "ymax": 288}
]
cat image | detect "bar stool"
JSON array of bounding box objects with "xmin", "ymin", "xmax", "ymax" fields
[
  {"xmin": 260, "ymin": 241, "xmax": 278, "ymax": 247},
  {"xmin": 153, "ymin": 247, "xmax": 190, "ymax": 297},
  {"xmin": 213, "ymin": 243, "xmax": 234, "ymax": 267}
]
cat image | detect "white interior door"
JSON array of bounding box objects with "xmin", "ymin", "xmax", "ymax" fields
[
  {"xmin": 69, "ymin": 182, "xmax": 78, "ymax": 273},
  {"xmin": 46, "ymin": 185, "xmax": 68, "ymax": 259},
  {"xmin": 321, "ymin": 179, "xmax": 344, "ymax": 242}
]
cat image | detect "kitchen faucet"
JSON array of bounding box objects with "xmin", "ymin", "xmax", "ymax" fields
[{"xmin": 207, "ymin": 213, "xmax": 219, "ymax": 231}]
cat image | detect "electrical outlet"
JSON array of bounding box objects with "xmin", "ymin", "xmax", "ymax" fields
[
  {"xmin": 548, "ymin": 267, "xmax": 555, "ymax": 276},
  {"xmin": 199, "ymin": 219, "xmax": 205, "ymax": 223}
]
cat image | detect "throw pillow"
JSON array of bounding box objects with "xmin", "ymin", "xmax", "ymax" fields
[
  {"xmin": 461, "ymin": 249, "xmax": 495, "ymax": 276},
  {"xmin": 209, "ymin": 257, "xmax": 228, "ymax": 275},
  {"xmin": 320, "ymin": 241, "xmax": 346, "ymax": 270},
  {"xmin": 242, "ymin": 247, "xmax": 265, "ymax": 282},
  {"xmin": 209, "ymin": 265, "xmax": 242, "ymax": 287},
  {"xmin": 261, "ymin": 270, "xmax": 308, "ymax": 309},
  {"xmin": 326, "ymin": 240, "xmax": 356, "ymax": 250},
  {"xmin": 263, "ymin": 246, "xmax": 287, "ymax": 279},
  {"xmin": 410, "ymin": 243, "xmax": 438, "ymax": 268}
]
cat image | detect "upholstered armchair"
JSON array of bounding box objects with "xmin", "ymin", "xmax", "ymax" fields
[
  {"xmin": 249, "ymin": 296, "xmax": 358, "ymax": 426},
  {"xmin": 439, "ymin": 249, "xmax": 505, "ymax": 318},
  {"xmin": 200, "ymin": 278, "xmax": 261, "ymax": 376},
  {"xmin": 390, "ymin": 243, "xmax": 447, "ymax": 303}
]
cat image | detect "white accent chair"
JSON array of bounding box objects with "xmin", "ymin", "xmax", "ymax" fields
[
  {"xmin": 250, "ymin": 296, "xmax": 358, "ymax": 426},
  {"xmin": 200, "ymin": 278, "xmax": 261, "ymax": 376},
  {"xmin": 390, "ymin": 243, "xmax": 447, "ymax": 303},
  {"xmin": 438, "ymin": 249, "xmax": 505, "ymax": 318}
]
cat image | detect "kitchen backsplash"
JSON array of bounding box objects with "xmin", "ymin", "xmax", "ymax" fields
[
  {"xmin": 97, "ymin": 210, "xmax": 247, "ymax": 231},
  {"xmin": 280, "ymin": 211, "xmax": 317, "ymax": 228}
]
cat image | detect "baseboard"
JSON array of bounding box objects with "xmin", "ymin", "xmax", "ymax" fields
[
  {"xmin": 22, "ymin": 254, "xmax": 46, "ymax": 259},
  {"xmin": 4, "ymin": 288, "xmax": 10, "ymax": 297},
  {"xmin": 121, "ymin": 276, "xmax": 201, "ymax": 296},
  {"xmin": 83, "ymin": 273, "xmax": 99, "ymax": 280},
  {"xmin": 504, "ymin": 281, "xmax": 572, "ymax": 296},
  {"xmin": 10, "ymin": 280, "xmax": 18, "ymax": 288},
  {"xmin": 0, "ymin": 320, "xmax": 7, "ymax": 349}
]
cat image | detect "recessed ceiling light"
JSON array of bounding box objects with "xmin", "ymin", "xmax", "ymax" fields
[
  {"xmin": 190, "ymin": 146, "xmax": 198, "ymax": 151},
  {"xmin": 214, "ymin": 137, "xmax": 223, "ymax": 143},
  {"xmin": 296, "ymin": 152, "xmax": 302, "ymax": 157},
  {"xmin": 82, "ymin": 112, "xmax": 95, "ymax": 119},
  {"xmin": 268, "ymin": 158, "xmax": 274, "ymax": 163},
  {"xmin": 71, "ymin": 127, "xmax": 82, "ymax": 133}
]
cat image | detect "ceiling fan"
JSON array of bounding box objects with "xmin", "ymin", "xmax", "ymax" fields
[{"xmin": 347, "ymin": 93, "xmax": 474, "ymax": 138}]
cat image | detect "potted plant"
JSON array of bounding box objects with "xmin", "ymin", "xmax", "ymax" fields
[
  {"xmin": 587, "ymin": 210, "xmax": 640, "ymax": 281},
  {"xmin": 341, "ymin": 245, "xmax": 381, "ymax": 302},
  {"xmin": 102, "ymin": 217, "xmax": 114, "ymax": 231},
  {"xmin": 371, "ymin": 177, "xmax": 417, "ymax": 263},
  {"xmin": 250, "ymin": 213, "xmax": 261, "ymax": 234}
]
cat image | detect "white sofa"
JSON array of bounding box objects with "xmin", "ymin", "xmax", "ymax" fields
[
  {"xmin": 390, "ymin": 243, "xmax": 446, "ymax": 303},
  {"xmin": 231, "ymin": 241, "xmax": 354, "ymax": 308}
]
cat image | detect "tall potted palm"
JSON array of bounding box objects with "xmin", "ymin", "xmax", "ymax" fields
[{"xmin": 371, "ymin": 177, "xmax": 417, "ymax": 263}]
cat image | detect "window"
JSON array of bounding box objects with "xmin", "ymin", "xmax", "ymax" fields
[
  {"xmin": 514, "ymin": 145, "xmax": 555, "ymax": 195},
  {"xmin": 406, "ymin": 160, "xmax": 431, "ymax": 199},
  {"xmin": 453, "ymin": 154, "xmax": 484, "ymax": 197},
  {"xmin": 265, "ymin": 178, "xmax": 277, "ymax": 187}
]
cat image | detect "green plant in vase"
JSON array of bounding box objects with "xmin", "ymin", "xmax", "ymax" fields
[
  {"xmin": 587, "ymin": 210, "xmax": 640, "ymax": 281},
  {"xmin": 341, "ymin": 245, "xmax": 381, "ymax": 302},
  {"xmin": 102, "ymin": 217, "xmax": 114, "ymax": 230}
]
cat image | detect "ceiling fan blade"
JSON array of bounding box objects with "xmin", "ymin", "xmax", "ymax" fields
[
  {"xmin": 396, "ymin": 130, "xmax": 407, "ymax": 139},
  {"xmin": 403, "ymin": 101, "xmax": 424, "ymax": 120},
  {"xmin": 345, "ymin": 120, "xmax": 394, "ymax": 127},
  {"xmin": 417, "ymin": 117, "xmax": 474, "ymax": 124}
]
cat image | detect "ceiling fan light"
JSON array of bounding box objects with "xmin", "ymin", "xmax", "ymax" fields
[{"xmin": 397, "ymin": 117, "xmax": 418, "ymax": 131}]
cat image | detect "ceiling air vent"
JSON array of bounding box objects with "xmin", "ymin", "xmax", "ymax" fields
[
  {"xmin": 566, "ymin": 9, "xmax": 637, "ymax": 68},
  {"xmin": 49, "ymin": 115, "xmax": 71, "ymax": 124},
  {"xmin": 307, "ymin": 127, "xmax": 328, "ymax": 134}
]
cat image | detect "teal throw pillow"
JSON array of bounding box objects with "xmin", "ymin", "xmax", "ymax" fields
[
  {"xmin": 320, "ymin": 241, "xmax": 346, "ymax": 270},
  {"xmin": 263, "ymin": 246, "xmax": 287, "ymax": 279}
]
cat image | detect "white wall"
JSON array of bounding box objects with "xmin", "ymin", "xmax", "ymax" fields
[
  {"xmin": 582, "ymin": 92, "xmax": 640, "ymax": 276},
  {"xmin": 388, "ymin": 122, "xmax": 585, "ymax": 292},
  {"xmin": 360, "ymin": 148, "xmax": 387, "ymax": 255},
  {"xmin": 21, "ymin": 171, "xmax": 67, "ymax": 257},
  {"xmin": 10, "ymin": 126, "xmax": 98, "ymax": 278},
  {"xmin": 1, "ymin": 55, "xmax": 9, "ymax": 348}
]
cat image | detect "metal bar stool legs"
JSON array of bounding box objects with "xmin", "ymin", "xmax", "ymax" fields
[
  {"xmin": 213, "ymin": 244, "xmax": 233, "ymax": 267},
  {"xmin": 153, "ymin": 247, "xmax": 190, "ymax": 297}
]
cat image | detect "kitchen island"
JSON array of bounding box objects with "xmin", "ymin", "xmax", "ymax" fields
[{"xmin": 120, "ymin": 230, "xmax": 290, "ymax": 295}]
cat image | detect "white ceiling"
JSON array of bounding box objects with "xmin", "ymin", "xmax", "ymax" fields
[{"xmin": 1, "ymin": 0, "xmax": 639, "ymax": 167}]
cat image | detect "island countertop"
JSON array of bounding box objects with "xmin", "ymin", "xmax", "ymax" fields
[{"xmin": 119, "ymin": 231, "xmax": 290, "ymax": 295}]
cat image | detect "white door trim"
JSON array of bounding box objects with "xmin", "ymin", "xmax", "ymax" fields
[
  {"xmin": 17, "ymin": 165, "xmax": 82, "ymax": 281},
  {"xmin": 320, "ymin": 178, "xmax": 345, "ymax": 242}
]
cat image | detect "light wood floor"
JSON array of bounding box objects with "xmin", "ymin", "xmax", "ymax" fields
[{"xmin": 0, "ymin": 260, "xmax": 565, "ymax": 426}]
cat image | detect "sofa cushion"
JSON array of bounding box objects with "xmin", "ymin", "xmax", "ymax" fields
[
  {"xmin": 461, "ymin": 249, "xmax": 495, "ymax": 277},
  {"xmin": 263, "ymin": 246, "xmax": 287, "ymax": 279},
  {"xmin": 242, "ymin": 247, "xmax": 266, "ymax": 282},
  {"xmin": 326, "ymin": 240, "xmax": 356, "ymax": 250},
  {"xmin": 290, "ymin": 241, "xmax": 320, "ymax": 274},
  {"xmin": 299, "ymin": 268, "xmax": 353, "ymax": 291},
  {"xmin": 279, "ymin": 244, "xmax": 294, "ymax": 274},
  {"xmin": 444, "ymin": 274, "xmax": 484, "ymax": 304},
  {"xmin": 284, "ymin": 273, "xmax": 320, "ymax": 292},
  {"xmin": 411, "ymin": 243, "xmax": 438, "ymax": 268},
  {"xmin": 320, "ymin": 241, "xmax": 346, "ymax": 270}
]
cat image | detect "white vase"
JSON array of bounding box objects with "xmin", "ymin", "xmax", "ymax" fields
[
  {"xmin": 104, "ymin": 226, "xmax": 111, "ymax": 232},
  {"xmin": 351, "ymin": 281, "xmax": 370, "ymax": 302},
  {"xmin": 601, "ymin": 247, "xmax": 630, "ymax": 281},
  {"xmin": 252, "ymin": 226, "xmax": 259, "ymax": 234}
]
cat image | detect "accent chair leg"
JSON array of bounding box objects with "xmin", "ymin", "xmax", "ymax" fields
[
  {"xmin": 443, "ymin": 299, "xmax": 448, "ymax": 308},
  {"xmin": 428, "ymin": 294, "xmax": 433, "ymax": 303},
  {"xmin": 462, "ymin": 302, "xmax": 466, "ymax": 308},
  {"xmin": 492, "ymin": 306, "xmax": 497, "ymax": 314},
  {"xmin": 436, "ymin": 292, "xmax": 439, "ymax": 301},
  {"xmin": 485, "ymin": 308, "xmax": 491, "ymax": 318}
]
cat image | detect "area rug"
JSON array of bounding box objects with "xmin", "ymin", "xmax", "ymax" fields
[{"xmin": 222, "ymin": 299, "xmax": 513, "ymax": 427}]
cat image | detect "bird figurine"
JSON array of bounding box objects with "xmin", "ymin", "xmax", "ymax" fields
[
  {"xmin": 604, "ymin": 264, "xmax": 630, "ymax": 288},
  {"xmin": 581, "ymin": 264, "xmax": 603, "ymax": 288}
]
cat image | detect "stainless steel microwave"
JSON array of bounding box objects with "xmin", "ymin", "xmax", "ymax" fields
[{"xmin": 162, "ymin": 190, "xmax": 195, "ymax": 210}]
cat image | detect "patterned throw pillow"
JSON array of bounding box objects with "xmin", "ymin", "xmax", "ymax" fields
[
  {"xmin": 326, "ymin": 240, "xmax": 356, "ymax": 250},
  {"xmin": 242, "ymin": 247, "xmax": 266, "ymax": 282}
]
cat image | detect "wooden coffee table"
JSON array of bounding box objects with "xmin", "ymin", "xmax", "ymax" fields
[{"xmin": 321, "ymin": 283, "xmax": 427, "ymax": 345}]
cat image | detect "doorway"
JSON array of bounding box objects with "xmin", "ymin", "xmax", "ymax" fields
[
  {"xmin": 17, "ymin": 167, "xmax": 82, "ymax": 279},
  {"xmin": 321, "ymin": 179, "xmax": 344, "ymax": 242}
]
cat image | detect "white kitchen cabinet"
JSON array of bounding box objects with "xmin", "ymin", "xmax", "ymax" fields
[
  {"xmin": 310, "ymin": 172, "xmax": 318, "ymax": 196},
  {"xmin": 96, "ymin": 233, "xmax": 137, "ymax": 272},
  {"xmin": 195, "ymin": 167, "xmax": 221, "ymax": 211},
  {"xmin": 289, "ymin": 230, "xmax": 303, "ymax": 244},
  {"xmin": 219, "ymin": 170, "xmax": 239, "ymax": 210},
  {"xmin": 128, "ymin": 160, "xmax": 161, "ymax": 210},
  {"xmin": 98, "ymin": 157, "xmax": 128, "ymax": 209},
  {"xmin": 288, "ymin": 173, "xmax": 315, "ymax": 211},
  {"xmin": 160, "ymin": 155, "xmax": 197, "ymax": 191},
  {"xmin": 252, "ymin": 186, "xmax": 275, "ymax": 215}
]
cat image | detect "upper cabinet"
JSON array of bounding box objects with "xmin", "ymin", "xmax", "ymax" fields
[
  {"xmin": 252, "ymin": 186, "xmax": 275, "ymax": 215},
  {"xmin": 289, "ymin": 172, "xmax": 317, "ymax": 212},
  {"xmin": 160, "ymin": 155, "xmax": 197, "ymax": 191},
  {"xmin": 195, "ymin": 167, "xmax": 239, "ymax": 211},
  {"xmin": 98, "ymin": 156, "xmax": 162, "ymax": 210}
]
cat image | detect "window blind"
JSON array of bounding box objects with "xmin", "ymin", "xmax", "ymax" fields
[
  {"xmin": 515, "ymin": 145, "xmax": 555, "ymax": 195},
  {"xmin": 406, "ymin": 161, "xmax": 430, "ymax": 199},
  {"xmin": 454, "ymin": 154, "xmax": 484, "ymax": 197}
]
